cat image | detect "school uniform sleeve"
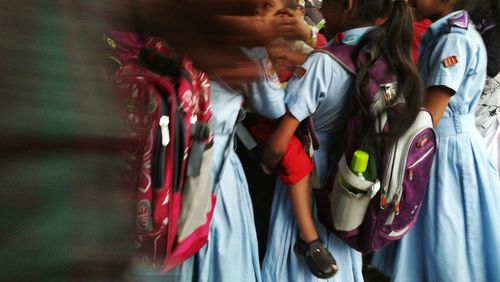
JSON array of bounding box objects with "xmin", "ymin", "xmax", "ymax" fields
[
  {"xmin": 426, "ymin": 33, "xmax": 473, "ymax": 94},
  {"xmin": 243, "ymin": 47, "xmax": 287, "ymax": 119},
  {"xmin": 285, "ymin": 52, "xmax": 341, "ymax": 122}
]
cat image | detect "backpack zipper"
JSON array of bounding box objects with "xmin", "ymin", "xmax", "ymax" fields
[
  {"xmin": 387, "ymin": 128, "xmax": 435, "ymax": 223},
  {"xmin": 391, "ymin": 127, "xmax": 426, "ymax": 199},
  {"xmin": 393, "ymin": 128, "xmax": 434, "ymax": 200},
  {"xmin": 369, "ymin": 83, "xmax": 397, "ymax": 116},
  {"xmin": 392, "ymin": 144, "xmax": 435, "ymax": 210},
  {"xmin": 152, "ymin": 93, "xmax": 169, "ymax": 189},
  {"xmin": 380, "ymin": 144, "xmax": 397, "ymax": 209},
  {"xmin": 159, "ymin": 116, "xmax": 170, "ymax": 146},
  {"xmin": 408, "ymin": 145, "xmax": 435, "ymax": 169}
]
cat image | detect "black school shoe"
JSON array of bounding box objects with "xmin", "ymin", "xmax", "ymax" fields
[{"xmin": 294, "ymin": 237, "xmax": 339, "ymax": 279}]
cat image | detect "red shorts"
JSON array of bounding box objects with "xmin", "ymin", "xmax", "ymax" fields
[{"xmin": 249, "ymin": 118, "xmax": 313, "ymax": 186}]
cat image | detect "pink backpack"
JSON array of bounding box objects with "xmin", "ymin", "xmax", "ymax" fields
[
  {"xmin": 314, "ymin": 44, "xmax": 437, "ymax": 253},
  {"xmin": 105, "ymin": 31, "xmax": 214, "ymax": 271}
]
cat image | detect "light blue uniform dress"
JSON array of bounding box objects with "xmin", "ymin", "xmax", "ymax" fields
[
  {"xmin": 260, "ymin": 28, "xmax": 372, "ymax": 282},
  {"xmin": 173, "ymin": 47, "xmax": 286, "ymax": 282},
  {"xmin": 372, "ymin": 11, "xmax": 500, "ymax": 282},
  {"xmin": 188, "ymin": 80, "xmax": 262, "ymax": 282},
  {"xmin": 142, "ymin": 79, "xmax": 262, "ymax": 282}
]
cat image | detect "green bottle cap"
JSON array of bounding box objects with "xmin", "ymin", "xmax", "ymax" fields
[{"xmin": 351, "ymin": 150, "xmax": 369, "ymax": 173}]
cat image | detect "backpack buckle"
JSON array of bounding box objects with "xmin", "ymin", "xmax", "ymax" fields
[
  {"xmin": 394, "ymin": 201, "xmax": 400, "ymax": 215},
  {"xmin": 368, "ymin": 180, "xmax": 381, "ymax": 199},
  {"xmin": 380, "ymin": 188, "xmax": 387, "ymax": 209},
  {"xmin": 381, "ymin": 83, "xmax": 397, "ymax": 102}
]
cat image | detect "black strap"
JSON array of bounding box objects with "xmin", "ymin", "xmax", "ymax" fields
[
  {"xmin": 172, "ymin": 104, "xmax": 186, "ymax": 193},
  {"xmin": 214, "ymin": 109, "xmax": 246, "ymax": 187},
  {"xmin": 235, "ymin": 123, "xmax": 258, "ymax": 151},
  {"xmin": 186, "ymin": 121, "xmax": 212, "ymax": 177},
  {"xmin": 139, "ymin": 48, "xmax": 180, "ymax": 77}
]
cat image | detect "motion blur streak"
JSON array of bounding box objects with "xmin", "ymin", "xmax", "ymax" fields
[{"xmin": 0, "ymin": 2, "xmax": 134, "ymax": 281}]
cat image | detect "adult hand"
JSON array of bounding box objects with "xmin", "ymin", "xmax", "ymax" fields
[
  {"xmin": 75, "ymin": 0, "xmax": 285, "ymax": 84},
  {"xmin": 134, "ymin": 0, "xmax": 278, "ymax": 83}
]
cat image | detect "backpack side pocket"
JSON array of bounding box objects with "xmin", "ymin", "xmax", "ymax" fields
[{"xmin": 329, "ymin": 155, "xmax": 380, "ymax": 232}]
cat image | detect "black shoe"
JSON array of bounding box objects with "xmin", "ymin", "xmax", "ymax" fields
[{"xmin": 294, "ymin": 237, "xmax": 339, "ymax": 279}]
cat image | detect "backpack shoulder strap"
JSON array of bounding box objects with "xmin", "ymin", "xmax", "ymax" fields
[
  {"xmin": 311, "ymin": 44, "xmax": 357, "ymax": 75},
  {"xmin": 214, "ymin": 108, "xmax": 245, "ymax": 188}
]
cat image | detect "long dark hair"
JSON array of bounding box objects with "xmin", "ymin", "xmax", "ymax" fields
[{"xmin": 353, "ymin": 0, "xmax": 425, "ymax": 143}]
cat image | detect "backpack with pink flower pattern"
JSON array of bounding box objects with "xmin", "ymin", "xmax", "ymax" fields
[{"xmin": 106, "ymin": 31, "xmax": 214, "ymax": 271}]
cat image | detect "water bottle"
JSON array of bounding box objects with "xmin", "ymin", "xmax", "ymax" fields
[{"xmin": 339, "ymin": 150, "xmax": 370, "ymax": 195}]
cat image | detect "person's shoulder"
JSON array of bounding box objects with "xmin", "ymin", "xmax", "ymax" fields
[
  {"xmin": 447, "ymin": 11, "xmax": 470, "ymax": 33},
  {"xmin": 432, "ymin": 31, "xmax": 480, "ymax": 60},
  {"xmin": 307, "ymin": 49, "xmax": 351, "ymax": 72},
  {"xmin": 422, "ymin": 11, "xmax": 469, "ymax": 43},
  {"xmin": 436, "ymin": 24, "xmax": 473, "ymax": 48},
  {"xmin": 445, "ymin": 18, "xmax": 484, "ymax": 53},
  {"xmin": 289, "ymin": 50, "xmax": 350, "ymax": 82},
  {"xmin": 446, "ymin": 11, "xmax": 483, "ymax": 43},
  {"xmin": 312, "ymin": 44, "xmax": 358, "ymax": 73}
]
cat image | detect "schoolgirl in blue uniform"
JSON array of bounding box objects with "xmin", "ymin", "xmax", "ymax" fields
[
  {"xmin": 133, "ymin": 65, "xmax": 267, "ymax": 282},
  {"xmin": 259, "ymin": 0, "xmax": 424, "ymax": 281},
  {"xmin": 372, "ymin": 1, "xmax": 500, "ymax": 281},
  {"xmin": 168, "ymin": 45, "xmax": 288, "ymax": 282}
]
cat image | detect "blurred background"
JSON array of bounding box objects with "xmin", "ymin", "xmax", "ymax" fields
[{"xmin": 0, "ymin": 2, "xmax": 134, "ymax": 280}]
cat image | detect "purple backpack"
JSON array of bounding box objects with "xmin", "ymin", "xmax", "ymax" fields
[{"xmin": 313, "ymin": 44, "xmax": 437, "ymax": 253}]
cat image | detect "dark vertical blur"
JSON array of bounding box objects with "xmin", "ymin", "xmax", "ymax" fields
[{"xmin": 0, "ymin": 2, "xmax": 135, "ymax": 280}]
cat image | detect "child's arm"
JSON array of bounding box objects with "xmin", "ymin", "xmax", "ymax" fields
[
  {"xmin": 424, "ymin": 86, "xmax": 453, "ymax": 125},
  {"xmin": 262, "ymin": 52, "xmax": 342, "ymax": 167},
  {"xmin": 423, "ymin": 32, "xmax": 475, "ymax": 125},
  {"xmin": 262, "ymin": 112, "xmax": 300, "ymax": 169}
]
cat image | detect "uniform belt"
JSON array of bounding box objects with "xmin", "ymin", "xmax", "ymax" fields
[{"xmin": 435, "ymin": 114, "xmax": 476, "ymax": 136}]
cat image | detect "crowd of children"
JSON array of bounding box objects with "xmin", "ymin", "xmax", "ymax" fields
[
  {"xmin": 115, "ymin": 0, "xmax": 500, "ymax": 281},
  {"xmin": 21, "ymin": 0, "xmax": 494, "ymax": 281}
]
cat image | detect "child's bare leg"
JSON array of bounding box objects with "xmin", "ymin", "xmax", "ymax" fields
[
  {"xmin": 288, "ymin": 174, "xmax": 318, "ymax": 243},
  {"xmin": 289, "ymin": 173, "xmax": 339, "ymax": 278}
]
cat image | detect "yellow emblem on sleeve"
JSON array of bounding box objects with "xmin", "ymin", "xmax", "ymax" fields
[{"xmin": 442, "ymin": 55, "xmax": 459, "ymax": 68}]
